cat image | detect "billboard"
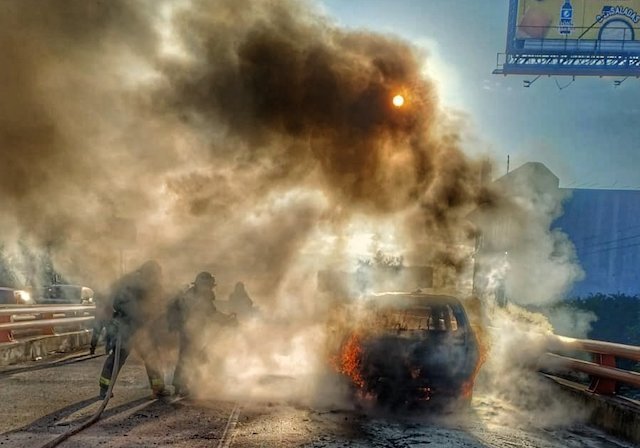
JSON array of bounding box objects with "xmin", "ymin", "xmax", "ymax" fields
[
  {"xmin": 496, "ymin": 0, "xmax": 640, "ymax": 76},
  {"xmin": 516, "ymin": 0, "xmax": 640, "ymax": 50}
]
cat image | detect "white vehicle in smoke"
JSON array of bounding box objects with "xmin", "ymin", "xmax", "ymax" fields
[
  {"xmin": 0, "ymin": 287, "xmax": 34, "ymax": 305},
  {"xmin": 38, "ymin": 284, "xmax": 94, "ymax": 305}
]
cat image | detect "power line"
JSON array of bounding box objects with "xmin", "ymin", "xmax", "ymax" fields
[
  {"xmin": 581, "ymin": 240, "xmax": 640, "ymax": 257},
  {"xmin": 579, "ymin": 232, "xmax": 640, "ymax": 250},
  {"xmin": 571, "ymin": 222, "xmax": 640, "ymax": 243}
]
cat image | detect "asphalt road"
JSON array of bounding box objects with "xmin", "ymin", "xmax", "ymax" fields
[{"xmin": 0, "ymin": 352, "xmax": 637, "ymax": 448}]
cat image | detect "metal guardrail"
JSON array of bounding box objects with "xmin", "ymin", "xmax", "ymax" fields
[
  {"xmin": 0, "ymin": 305, "xmax": 95, "ymax": 343},
  {"xmin": 543, "ymin": 335, "xmax": 640, "ymax": 395}
]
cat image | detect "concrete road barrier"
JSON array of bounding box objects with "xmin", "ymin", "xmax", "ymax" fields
[
  {"xmin": 546, "ymin": 374, "xmax": 640, "ymax": 444},
  {"xmin": 0, "ymin": 330, "xmax": 92, "ymax": 366}
]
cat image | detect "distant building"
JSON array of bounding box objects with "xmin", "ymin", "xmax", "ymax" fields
[
  {"xmin": 555, "ymin": 186, "xmax": 640, "ymax": 296},
  {"xmin": 484, "ymin": 162, "xmax": 640, "ymax": 298}
]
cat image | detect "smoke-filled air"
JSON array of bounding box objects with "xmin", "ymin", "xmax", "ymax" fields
[{"xmin": 0, "ymin": 0, "xmax": 590, "ymax": 429}]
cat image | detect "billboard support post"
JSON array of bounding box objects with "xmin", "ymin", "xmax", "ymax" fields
[{"xmin": 614, "ymin": 76, "xmax": 629, "ymax": 86}]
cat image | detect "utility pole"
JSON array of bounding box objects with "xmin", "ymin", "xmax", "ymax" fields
[
  {"xmin": 119, "ymin": 249, "xmax": 125, "ymax": 277},
  {"xmin": 507, "ymin": 154, "xmax": 510, "ymax": 174}
]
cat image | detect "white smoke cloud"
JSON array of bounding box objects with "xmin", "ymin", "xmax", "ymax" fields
[{"xmin": 0, "ymin": 0, "xmax": 595, "ymax": 432}]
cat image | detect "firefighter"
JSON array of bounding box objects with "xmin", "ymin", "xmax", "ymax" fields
[
  {"xmin": 98, "ymin": 260, "xmax": 168, "ymax": 399},
  {"xmin": 167, "ymin": 271, "xmax": 236, "ymax": 397},
  {"xmin": 228, "ymin": 281, "xmax": 254, "ymax": 318}
]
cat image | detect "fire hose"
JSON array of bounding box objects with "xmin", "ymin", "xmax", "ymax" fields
[{"xmin": 38, "ymin": 331, "xmax": 123, "ymax": 448}]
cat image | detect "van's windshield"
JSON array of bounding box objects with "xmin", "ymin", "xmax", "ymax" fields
[{"xmin": 376, "ymin": 305, "xmax": 460, "ymax": 332}]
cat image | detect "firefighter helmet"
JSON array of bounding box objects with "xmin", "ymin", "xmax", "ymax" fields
[{"xmin": 195, "ymin": 271, "xmax": 216, "ymax": 287}]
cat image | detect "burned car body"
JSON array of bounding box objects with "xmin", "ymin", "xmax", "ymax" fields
[{"xmin": 331, "ymin": 292, "xmax": 481, "ymax": 409}]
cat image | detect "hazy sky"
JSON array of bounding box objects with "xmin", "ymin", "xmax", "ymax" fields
[{"xmin": 322, "ymin": 0, "xmax": 640, "ymax": 189}]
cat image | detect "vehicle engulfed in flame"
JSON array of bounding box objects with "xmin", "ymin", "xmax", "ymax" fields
[{"xmin": 329, "ymin": 292, "xmax": 482, "ymax": 410}]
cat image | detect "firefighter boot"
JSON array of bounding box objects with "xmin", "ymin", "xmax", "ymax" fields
[
  {"xmin": 152, "ymin": 386, "xmax": 173, "ymax": 399},
  {"xmin": 150, "ymin": 375, "xmax": 171, "ymax": 399},
  {"xmin": 99, "ymin": 386, "xmax": 113, "ymax": 400}
]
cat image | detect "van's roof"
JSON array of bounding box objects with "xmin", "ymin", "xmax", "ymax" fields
[{"xmin": 364, "ymin": 292, "xmax": 463, "ymax": 308}]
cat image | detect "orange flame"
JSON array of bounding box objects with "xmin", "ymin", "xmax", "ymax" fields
[
  {"xmin": 336, "ymin": 333, "xmax": 366, "ymax": 389},
  {"xmin": 461, "ymin": 326, "xmax": 490, "ymax": 400}
]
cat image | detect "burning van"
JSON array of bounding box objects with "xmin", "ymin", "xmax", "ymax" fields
[{"xmin": 330, "ymin": 292, "xmax": 482, "ymax": 409}]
